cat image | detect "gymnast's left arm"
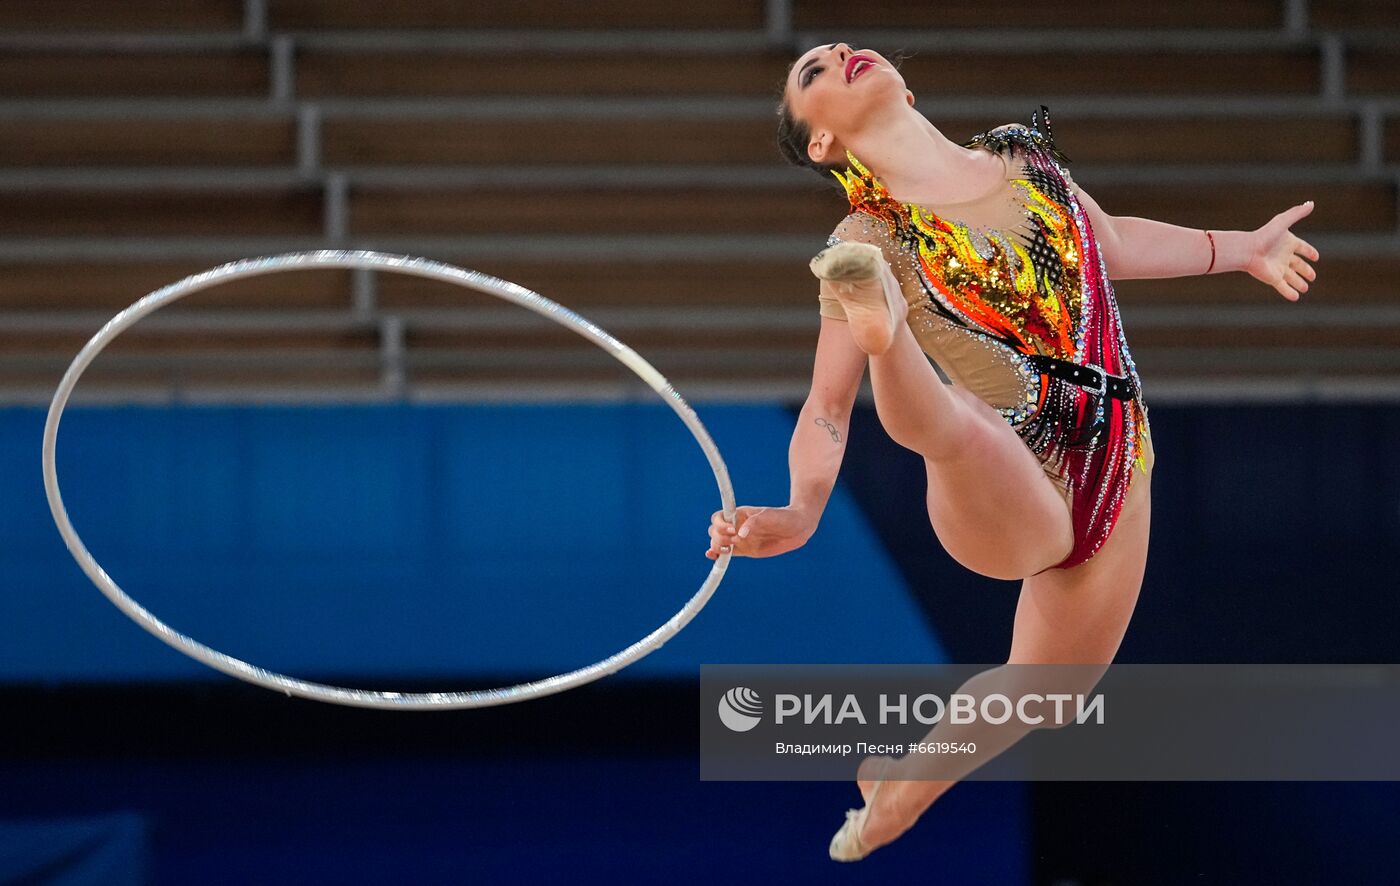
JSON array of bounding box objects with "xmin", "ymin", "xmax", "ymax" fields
[{"xmin": 1071, "ymin": 181, "xmax": 1321, "ymax": 301}]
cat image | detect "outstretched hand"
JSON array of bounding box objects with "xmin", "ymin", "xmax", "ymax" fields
[
  {"xmin": 705, "ymin": 505, "xmax": 815, "ymax": 560},
  {"xmin": 1246, "ymin": 200, "xmax": 1319, "ymax": 301}
]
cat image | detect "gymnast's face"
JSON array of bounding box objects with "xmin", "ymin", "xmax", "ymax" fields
[{"xmin": 784, "ymin": 42, "xmax": 914, "ymax": 168}]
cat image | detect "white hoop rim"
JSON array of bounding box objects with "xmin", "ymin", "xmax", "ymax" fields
[{"xmin": 41, "ymin": 249, "xmax": 737, "ymax": 710}]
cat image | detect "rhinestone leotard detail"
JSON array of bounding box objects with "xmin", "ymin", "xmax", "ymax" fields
[{"xmin": 820, "ymin": 105, "xmax": 1151, "ymax": 570}]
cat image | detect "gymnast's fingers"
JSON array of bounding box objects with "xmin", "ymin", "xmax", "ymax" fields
[
  {"xmin": 705, "ymin": 526, "xmax": 728, "ymax": 554},
  {"xmin": 706, "ymin": 534, "xmax": 737, "ymax": 559},
  {"xmin": 1291, "ymin": 256, "xmax": 1316, "ymax": 282},
  {"xmin": 711, "ymin": 509, "xmax": 738, "ymax": 537},
  {"xmin": 1285, "ymin": 268, "xmax": 1309, "ymax": 296},
  {"xmin": 707, "ymin": 522, "xmax": 735, "ymax": 559}
]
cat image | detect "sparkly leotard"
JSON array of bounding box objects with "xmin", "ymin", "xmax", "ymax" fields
[{"xmin": 819, "ymin": 106, "xmax": 1152, "ymax": 570}]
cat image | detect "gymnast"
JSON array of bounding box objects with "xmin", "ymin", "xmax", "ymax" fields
[{"xmin": 705, "ymin": 41, "xmax": 1319, "ymax": 860}]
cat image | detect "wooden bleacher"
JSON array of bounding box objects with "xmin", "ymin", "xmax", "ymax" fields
[{"xmin": 0, "ymin": 0, "xmax": 1396, "ymax": 403}]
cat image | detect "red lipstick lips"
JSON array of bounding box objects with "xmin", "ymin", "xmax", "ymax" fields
[{"xmin": 845, "ymin": 54, "xmax": 876, "ymax": 84}]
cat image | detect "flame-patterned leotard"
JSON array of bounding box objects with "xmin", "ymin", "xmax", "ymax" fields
[{"xmin": 819, "ymin": 106, "xmax": 1152, "ymax": 570}]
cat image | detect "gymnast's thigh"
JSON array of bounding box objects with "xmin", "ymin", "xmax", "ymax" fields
[
  {"xmin": 1006, "ymin": 432, "xmax": 1155, "ymax": 663},
  {"xmin": 920, "ymin": 383, "xmax": 1078, "ymax": 579}
]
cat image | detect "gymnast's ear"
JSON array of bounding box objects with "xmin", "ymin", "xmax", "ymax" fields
[{"xmin": 808, "ymin": 128, "xmax": 839, "ymax": 167}]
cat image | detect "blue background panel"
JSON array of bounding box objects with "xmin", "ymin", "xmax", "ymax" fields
[{"xmin": 1, "ymin": 403, "xmax": 944, "ymax": 684}]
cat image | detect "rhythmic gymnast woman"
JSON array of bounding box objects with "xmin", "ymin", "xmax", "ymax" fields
[{"xmin": 703, "ymin": 42, "xmax": 1320, "ymax": 860}]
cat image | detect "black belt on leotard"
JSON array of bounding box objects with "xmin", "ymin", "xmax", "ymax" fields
[{"xmin": 1025, "ymin": 354, "xmax": 1137, "ymax": 401}]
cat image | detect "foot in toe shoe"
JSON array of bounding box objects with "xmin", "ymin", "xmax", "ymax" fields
[
  {"xmin": 828, "ymin": 804, "xmax": 872, "ymax": 862},
  {"xmin": 828, "ymin": 773, "xmax": 888, "ymax": 862},
  {"xmin": 810, "ymin": 241, "xmax": 883, "ymax": 283},
  {"xmin": 809, "ymin": 242, "xmax": 907, "ymax": 356}
]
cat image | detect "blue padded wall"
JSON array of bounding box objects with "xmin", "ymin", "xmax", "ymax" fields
[{"xmin": 0, "ymin": 403, "xmax": 945, "ymax": 684}]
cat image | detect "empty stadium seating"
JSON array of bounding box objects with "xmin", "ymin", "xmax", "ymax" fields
[{"xmin": 1, "ymin": 0, "xmax": 1396, "ymax": 402}]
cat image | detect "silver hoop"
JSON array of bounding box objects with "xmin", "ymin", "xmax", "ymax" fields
[{"xmin": 41, "ymin": 250, "xmax": 737, "ymax": 710}]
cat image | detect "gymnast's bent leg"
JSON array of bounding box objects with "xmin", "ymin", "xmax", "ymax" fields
[{"xmin": 815, "ymin": 269, "xmax": 1074, "ymax": 579}]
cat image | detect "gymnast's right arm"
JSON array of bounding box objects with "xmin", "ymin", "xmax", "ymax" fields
[
  {"xmin": 788, "ymin": 312, "xmax": 868, "ymax": 529},
  {"xmin": 704, "ymin": 313, "xmax": 867, "ymax": 560}
]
